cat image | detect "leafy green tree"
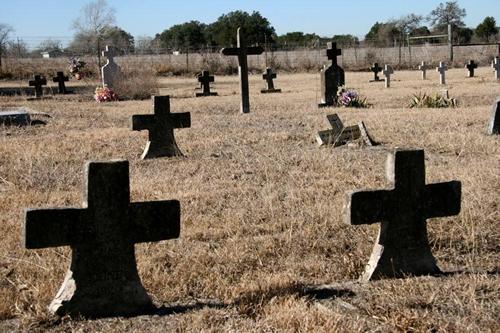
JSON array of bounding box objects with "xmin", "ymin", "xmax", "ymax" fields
[
  {"xmin": 475, "ymin": 16, "xmax": 498, "ymax": 42},
  {"xmin": 365, "ymin": 22, "xmax": 399, "ymax": 47},
  {"xmin": 207, "ymin": 11, "xmax": 275, "ymax": 46},
  {"xmin": 102, "ymin": 26, "xmax": 134, "ymax": 53},
  {"xmin": 275, "ymin": 32, "xmax": 320, "ymax": 47},
  {"xmin": 427, "ymin": 1, "xmax": 466, "ymax": 33},
  {"xmin": 331, "ymin": 34, "xmax": 359, "ymax": 47},
  {"xmin": 155, "ymin": 21, "xmax": 207, "ymax": 50}
]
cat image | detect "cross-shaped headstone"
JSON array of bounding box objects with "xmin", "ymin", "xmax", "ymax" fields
[
  {"xmin": 221, "ymin": 28, "xmax": 264, "ymax": 113},
  {"xmin": 28, "ymin": 74, "xmax": 47, "ymax": 98},
  {"xmin": 52, "ymin": 71, "xmax": 69, "ymax": 94},
  {"xmin": 101, "ymin": 45, "xmax": 122, "ymax": 88},
  {"xmin": 492, "ymin": 57, "xmax": 500, "ymax": 80},
  {"xmin": 261, "ymin": 67, "xmax": 281, "ymax": 93},
  {"xmin": 383, "ymin": 65, "xmax": 394, "ymax": 88},
  {"xmin": 24, "ymin": 160, "xmax": 181, "ymax": 317},
  {"xmin": 195, "ymin": 70, "xmax": 218, "ymax": 97},
  {"xmin": 316, "ymin": 114, "xmax": 375, "ymax": 147},
  {"xmin": 344, "ymin": 149, "xmax": 461, "ymax": 281},
  {"xmin": 465, "ymin": 60, "xmax": 478, "ymax": 78},
  {"xmin": 370, "ymin": 63, "xmax": 383, "ymax": 82},
  {"xmin": 436, "ymin": 61, "xmax": 448, "ymax": 85},
  {"xmin": 488, "ymin": 96, "xmax": 500, "ymax": 135},
  {"xmin": 418, "ymin": 61, "xmax": 428, "ymax": 80},
  {"xmin": 318, "ymin": 42, "xmax": 345, "ymax": 107},
  {"xmin": 131, "ymin": 95, "xmax": 191, "ymax": 159}
]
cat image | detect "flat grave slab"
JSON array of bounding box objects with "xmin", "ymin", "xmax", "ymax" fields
[{"xmin": 0, "ymin": 107, "xmax": 50, "ymax": 126}]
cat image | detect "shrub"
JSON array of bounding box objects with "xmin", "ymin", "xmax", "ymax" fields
[
  {"xmin": 112, "ymin": 66, "xmax": 159, "ymax": 100},
  {"xmin": 409, "ymin": 92, "xmax": 458, "ymax": 108}
]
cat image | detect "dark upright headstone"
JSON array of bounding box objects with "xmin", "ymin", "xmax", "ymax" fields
[
  {"xmin": 131, "ymin": 95, "xmax": 191, "ymax": 159},
  {"xmin": 488, "ymin": 96, "xmax": 500, "ymax": 135},
  {"xmin": 344, "ymin": 149, "xmax": 461, "ymax": 281},
  {"xmin": 24, "ymin": 160, "xmax": 181, "ymax": 317},
  {"xmin": 465, "ymin": 60, "xmax": 478, "ymax": 78},
  {"xmin": 221, "ymin": 28, "xmax": 264, "ymax": 113},
  {"xmin": 261, "ymin": 67, "xmax": 281, "ymax": 93},
  {"xmin": 52, "ymin": 71, "xmax": 69, "ymax": 94},
  {"xmin": 28, "ymin": 74, "xmax": 47, "ymax": 98},
  {"xmin": 195, "ymin": 70, "xmax": 218, "ymax": 97},
  {"xmin": 492, "ymin": 57, "xmax": 500, "ymax": 80},
  {"xmin": 370, "ymin": 63, "xmax": 382, "ymax": 82},
  {"xmin": 318, "ymin": 42, "xmax": 345, "ymax": 107}
]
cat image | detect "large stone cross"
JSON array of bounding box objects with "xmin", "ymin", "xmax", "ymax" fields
[
  {"xmin": 195, "ymin": 70, "xmax": 217, "ymax": 97},
  {"xmin": 52, "ymin": 71, "xmax": 69, "ymax": 94},
  {"xmin": 344, "ymin": 149, "xmax": 461, "ymax": 281},
  {"xmin": 370, "ymin": 63, "xmax": 382, "ymax": 82},
  {"xmin": 101, "ymin": 45, "xmax": 121, "ymax": 88},
  {"xmin": 221, "ymin": 28, "xmax": 264, "ymax": 113},
  {"xmin": 436, "ymin": 61, "xmax": 448, "ymax": 85},
  {"xmin": 261, "ymin": 67, "xmax": 281, "ymax": 93},
  {"xmin": 383, "ymin": 65, "xmax": 394, "ymax": 88},
  {"xmin": 488, "ymin": 96, "xmax": 499, "ymax": 135},
  {"xmin": 418, "ymin": 61, "xmax": 428, "ymax": 80},
  {"xmin": 131, "ymin": 95, "xmax": 191, "ymax": 159},
  {"xmin": 492, "ymin": 57, "xmax": 500, "ymax": 80},
  {"xmin": 28, "ymin": 74, "xmax": 47, "ymax": 98},
  {"xmin": 318, "ymin": 42, "xmax": 345, "ymax": 107},
  {"xmin": 24, "ymin": 160, "xmax": 181, "ymax": 317},
  {"xmin": 316, "ymin": 113, "xmax": 375, "ymax": 147},
  {"xmin": 465, "ymin": 60, "xmax": 478, "ymax": 78}
]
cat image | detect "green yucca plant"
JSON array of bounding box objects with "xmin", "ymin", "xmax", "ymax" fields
[{"xmin": 409, "ymin": 92, "xmax": 458, "ymax": 108}]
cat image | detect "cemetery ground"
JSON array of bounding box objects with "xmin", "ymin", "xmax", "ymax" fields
[{"xmin": 0, "ymin": 67, "xmax": 498, "ymax": 332}]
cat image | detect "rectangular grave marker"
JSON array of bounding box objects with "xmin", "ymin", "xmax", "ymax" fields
[{"xmin": 488, "ymin": 96, "xmax": 500, "ymax": 135}]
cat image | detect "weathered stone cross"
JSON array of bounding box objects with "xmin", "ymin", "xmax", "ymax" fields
[
  {"xmin": 492, "ymin": 57, "xmax": 500, "ymax": 80},
  {"xmin": 344, "ymin": 149, "xmax": 461, "ymax": 281},
  {"xmin": 52, "ymin": 71, "xmax": 69, "ymax": 94},
  {"xmin": 195, "ymin": 70, "xmax": 217, "ymax": 97},
  {"xmin": 316, "ymin": 114, "xmax": 375, "ymax": 147},
  {"xmin": 28, "ymin": 74, "xmax": 47, "ymax": 98},
  {"xmin": 383, "ymin": 65, "xmax": 394, "ymax": 88},
  {"xmin": 370, "ymin": 63, "xmax": 382, "ymax": 81},
  {"xmin": 418, "ymin": 61, "xmax": 428, "ymax": 80},
  {"xmin": 261, "ymin": 67, "xmax": 281, "ymax": 93},
  {"xmin": 131, "ymin": 95, "xmax": 191, "ymax": 159},
  {"xmin": 436, "ymin": 61, "xmax": 448, "ymax": 85},
  {"xmin": 488, "ymin": 96, "xmax": 499, "ymax": 135},
  {"xmin": 24, "ymin": 160, "xmax": 181, "ymax": 317},
  {"xmin": 465, "ymin": 60, "xmax": 478, "ymax": 78},
  {"xmin": 318, "ymin": 42, "xmax": 345, "ymax": 107},
  {"xmin": 221, "ymin": 27, "xmax": 264, "ymax": 113}
]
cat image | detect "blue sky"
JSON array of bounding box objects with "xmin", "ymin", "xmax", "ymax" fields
[{"xmin": 0, "ymin": 0, "xmax": 498, "ymax": 48}]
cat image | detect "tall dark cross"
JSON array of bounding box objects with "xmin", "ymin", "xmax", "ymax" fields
[
  {"xmin": 465, "ymin": 60, "xmax": 478, "ymax": 78},
  {"xmin": 131, "ymin": 95, "xmax": 191, "ymax": 159},
  {"xmin": 261, "ymin": 67, "xmax": 281, "ymax": 93},
  {"xmin": 24, "ymin": 160, "xmax": 181, "ymax": 317},
  {"xmin": 195, "ymin": 70, "xmax": 217, "ymax": 97},
  {"xmin": 28, "ymin": 74, "xmax": 47, "ymax": 98},
  {"xmin": 221, "ymin": 27, "xmax": 264, "ymax": 113},
  {"xmin": 344, "ymin": 149, "xmax": 461, "ymax": 282},
  {"xmin": 488, "ymin": 96, "xmax": 499, "ymax": 135},
  {"xmin": 52, "ymin": 71, "xmax": 69, "ymax": 94},
  {"xmin": 318, "ymin": 42, "xmax": 345, "ymax": 107},
  {"xmin": 370, "ymin": 63, "xmax": 383, "ymax": 82}
]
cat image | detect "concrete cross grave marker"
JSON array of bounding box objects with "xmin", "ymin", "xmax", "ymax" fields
[
  {"xmin": 383, "ymin": 65, "xmax": 394, "ymax": 88},
  {"xmin": 492, "ymin": 57, "xmax": 500, "ymax": 80},
  {"xmin": 318, "ymin": 42, "xmax": 345, "ymax": 107},
  {"xmin": 418, "ymin": 61, "xmax": 428, "ymax": 80},
  {"xmin": 465, "ymin": 60, "xmax": 478, "ymax": 78},
  {"xmin": 221, "ymin": 27, "xmax": 264, "ymax": 113},
  {"xmin": 436, "ymin": 61, "xmax": 448, "ymax": 85},
  {"xmin": 344, "ymin": 149, "xmax": 461, "ymax": 282},
  {"xmin": 488, "ymin": 96, "xmax": 500, "ymax": 135},
  {"xmin": 28, "ymin": 74, "xmax": 47, "ymax": 98},
  {"xmin": 195, "ymin": 70, "xmax": 218, "ymax": 97},
  {"xmin": 101, "ymin": 45, "xmax": 122, "ymax": 89},
  {"xmin": 24, "ymin": 160, "xmax": 181, "ymax": 317},
  {"xmin": 52, "ymin": 71, "xmax": 69, "ymax": 94},
  {"xmin": 369, "ymin": 63, "xmax": 383, "ymax": 82},
  {"xmin": 261, "ymin": 67, "xmax": 281, "ymax": 93},
  {"xmin": 316, "ymin": 114, "xmax": 376, "ymax": 147},
  {"xmin": 131, "ymin": 95, "xmax": 191, "ymax": 159}
]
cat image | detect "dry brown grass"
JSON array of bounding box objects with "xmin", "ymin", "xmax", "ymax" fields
[{"xmin": 0, "ymin": 67, "xmax": 499, "ymax": 332}]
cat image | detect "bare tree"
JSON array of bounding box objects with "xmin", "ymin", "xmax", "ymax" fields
[
  {"xmin": 0, "ymin": 23, "xmax": 13, "ymax": 68},
  {"xmin": 72, "ymin": 0, "xmax": 115, "ymax": 72}
]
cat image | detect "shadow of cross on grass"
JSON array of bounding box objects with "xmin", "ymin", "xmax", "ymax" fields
[
  {"xmin": 131, "ymin": 95, "xmax": 191, "ymax": 159},
  {"xmin": 344, "ymin": 149, "xmax": 461, "ymax": 282},
  {"xmin": 24, "ymin": 160, "xmax": 181, "ymax": 318}
]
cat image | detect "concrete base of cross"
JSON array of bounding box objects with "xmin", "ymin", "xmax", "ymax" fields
[
  {"xmin": 260, "ymin": 88, "xmax": 282, "ymax": 93},
  {"xmin": 195, "ymin": 92, "xmax": 218, "ymax": 97}
]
